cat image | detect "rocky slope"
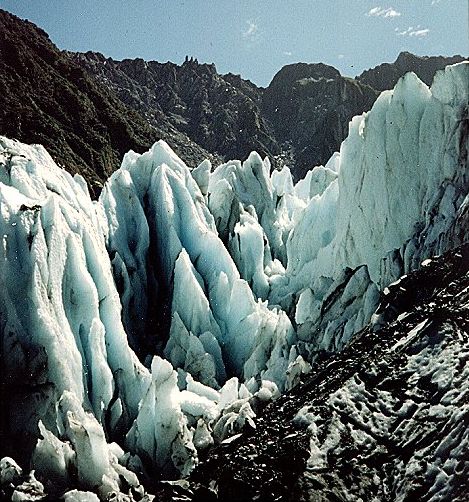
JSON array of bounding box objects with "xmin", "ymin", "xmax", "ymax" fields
[
  {"xmin": 174, "ymin": 243, "xmax": 469, "ymax": 501},
  {"xmin": 0, "ymin": 9, "xmax": 215, "ymax": 196},
  {"xmin": 74, "ymin": 51, "xmax": 466, "ymax": 181},
  {"xmin": 70, "ymin": 52, "xmax": 280, "ymax": 165},
  {"xmin": 1, "ymin": 9, "xmax": 464, "ymax": 187}
]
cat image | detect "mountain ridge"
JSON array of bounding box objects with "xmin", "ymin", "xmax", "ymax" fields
[
  {"xmin": 0, "ymin": 9, "xmax": 219, "ymax": 196},
  {"xmin": 65, "ymin": 48, "xmax": 468, "ymax": 180},
  {"xmin": 69, "ymin": 50, "xmax": 280, "ymax": 166},
  {"xmin": 0, "ymin": 9, "xmax": 465, "ymax": 188},
  {"xmin": 357, "ymin": 51, "xmax": 466, "ymax": 90}
]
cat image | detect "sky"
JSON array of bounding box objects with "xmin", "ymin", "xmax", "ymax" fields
[{"xmin": 1, "ymin": 0, "xmax": 467, "ymax": 86}]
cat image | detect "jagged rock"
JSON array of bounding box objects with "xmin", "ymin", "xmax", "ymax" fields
[
  {"xmin": 70, "ymin": 51, "xmax": 279, "ymax": 165},
  {"xmin": 0, "ymin": 9, "xmax": 215, "ymax": 196},
  {"xmin": 0, "ymin": 9, "xmax": 463, "ymax": 189}
]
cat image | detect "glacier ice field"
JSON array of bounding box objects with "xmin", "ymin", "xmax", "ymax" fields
[{"xmin": 0, "ymin": 62, "xmax": 468, "ymax": 496}]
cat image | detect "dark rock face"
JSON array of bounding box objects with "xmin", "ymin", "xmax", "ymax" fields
[
  {"xmin": 71, "ymin": 52, "xmax": 280, "ymax": 164},
  {"xmin": 260, "ymin": 53, "xmax": 466, "ymax": 179},
  {"xmin": 357, "ymin": 51, "xmax": 466, "ymax": 91},
  {"xmin": 261, "ymin": 63, "xmax": 379, "ymax": 179},
  {"xmin": 170, "ymin": 244, "xmax": 469, "ymax": 501},
  {"xmin": 0, "ymin": 9, "xmax": 155, "ymax": 196},
  {"xmin": 0, "ymin": 9, "xmax": 216, "ymax": 196}
]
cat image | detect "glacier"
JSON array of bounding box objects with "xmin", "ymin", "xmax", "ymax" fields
[{"xmin": 0, "ymin": 62, "xmax": 467, "ymax": 498}]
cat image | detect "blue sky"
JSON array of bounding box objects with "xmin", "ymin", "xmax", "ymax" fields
[{"xmin": 1, "ymin": 0, "xmax": 467, "ymax": 86}]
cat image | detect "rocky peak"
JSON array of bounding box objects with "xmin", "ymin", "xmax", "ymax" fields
[
  {"xmin": 183, "ymin": 55, "xmax": 217, "ymax": 73},
  {"xmin": 357, "ymin": 51, "xmax": 466, "ymax": 90},
  {"xmin": 261, "ymin": 62, "xmax": 378, "ymax": 179},
  {"xmin": 267, "ymin": 62, "xmax": 341, "ymax": 90}
]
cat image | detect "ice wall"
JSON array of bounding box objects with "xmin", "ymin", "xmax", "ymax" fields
[
  {"xmin": 273, "ymin": 62, "xmax": 469, "ymax": 353},
  {"xmin": 0, "ymin": 138, "xmax": 281, "ymax": 496}
]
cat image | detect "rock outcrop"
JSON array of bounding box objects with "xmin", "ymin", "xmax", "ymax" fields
[{"xmin": 261, "ymin": 63, "xmax": 379, "ymax": 178}]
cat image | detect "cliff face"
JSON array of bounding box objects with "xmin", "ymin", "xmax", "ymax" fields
[{"xmin": 261, "ymin": 63, "xmax": 379, "ymax": 179}]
